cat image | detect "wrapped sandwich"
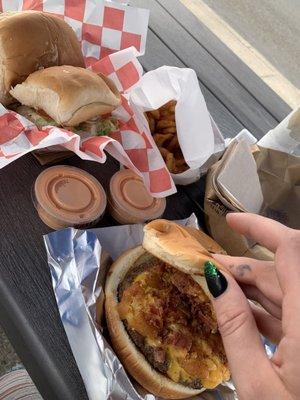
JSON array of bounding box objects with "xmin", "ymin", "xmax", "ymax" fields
[
  {"xmin": 105, "ymin": 220, "xmax": 230, "ymax": 399},
  {"xmin": 10, "ymin": 65, "xmax": 121, "ymax": 138}
]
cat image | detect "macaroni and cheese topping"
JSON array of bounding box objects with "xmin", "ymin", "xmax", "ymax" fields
[{"xmin": 118, "ymin": 258, "xmax": 230, "ymax": 389}]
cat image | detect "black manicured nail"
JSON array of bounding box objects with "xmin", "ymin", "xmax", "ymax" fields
[{"xmin": 204, "ymin": 261, "xmax": 228, "ymax": 298}]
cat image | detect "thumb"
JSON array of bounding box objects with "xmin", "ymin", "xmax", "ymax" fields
[{"xmin": 204, "ymin": 261, "xmax": 275, "ymax": 396}]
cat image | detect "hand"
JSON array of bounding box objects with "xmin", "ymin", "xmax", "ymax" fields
[{"xmin": 204, "ymin": 213, "xmax": 300, "ymax": 400}]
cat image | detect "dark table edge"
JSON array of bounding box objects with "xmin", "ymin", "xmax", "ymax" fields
[{"xmin": 0, "ymin": 278, "xmax": 76, "ymax": 400}]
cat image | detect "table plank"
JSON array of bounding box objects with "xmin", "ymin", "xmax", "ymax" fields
[
  {"xmin": 0, "ymin": 153, "xmax": 198, "ymax": 400},
  {"xmin": 140, "ymin": 28, "xmax": 244, "ymax": 138},
  {"xmin": 132, "ymin": 0, "xmax": 279, "ymax": 137},
  {"xmin": 156, "ymin": 0, "xmax": 291, "ymax": 122}
]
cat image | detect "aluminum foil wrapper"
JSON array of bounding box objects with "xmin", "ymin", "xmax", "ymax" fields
[{"xmin": 44, "ymin": 215, "xmax": 275, "ymax": 400}]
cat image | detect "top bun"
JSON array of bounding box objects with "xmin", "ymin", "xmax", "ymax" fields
[
  {"xmin": 143, "ymin": 219, "xmax": 224, "ymax": 275},
  {"xmin": 181, "ymin": 225, "xmax": 227, "ymax": 255},
  {"xmin": 10, "ymin": 66, "xmax": 121, "ymax": 126},
  {"xmin": 0, "ymin": 11, "xmax": 85, "ymax": 105}
]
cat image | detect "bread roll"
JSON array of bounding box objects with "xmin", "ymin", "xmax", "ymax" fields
[
  {"xmin": 0, "ymin": 11, "xmax": 85, "ymax": 105},
  {"xmin": 10, "ymin": 66, "xmax": 121, "ymax": 126}
]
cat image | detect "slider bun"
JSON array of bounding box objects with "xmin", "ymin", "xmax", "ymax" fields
[
  {"xmin": 143, "ymin": 219, "xmax": 224, "ymax": 276},
  {"xmin": 10, "ymin": 66, "xmax": 121, "ymax": 126},
  {"xmin": 0, "ymin": 11, "xmax": 85, "ymax": 105},
  {"xmin": 105, "ymin": 245, "xmax": 204, "ymax": 399}
]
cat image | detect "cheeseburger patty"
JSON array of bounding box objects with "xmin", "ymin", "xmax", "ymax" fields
[{"xmin": 118, "ymin": 255, "xmax": 229, "ymax": 389}]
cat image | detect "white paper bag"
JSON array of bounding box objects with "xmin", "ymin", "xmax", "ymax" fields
[{"xmin": 129, "ymin": 66, "xmax": 225, "ymax": 184}]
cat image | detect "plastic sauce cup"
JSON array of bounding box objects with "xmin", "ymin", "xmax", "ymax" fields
[
  {"xmin": 33, "ymin": 165, "xmax": 107, "ymax": 230},
  {"xmin": 108, "ymin": 169, "xmax": 166, "ymax": 224}
]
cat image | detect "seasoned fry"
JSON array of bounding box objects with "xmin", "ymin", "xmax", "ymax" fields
[
  {"xmin": 158, "ymin": 114, "xmax": 175, "ymax": 122},
  {"xmin": 148, "ymin": 109, "xmax": 160, "ymax": 120},
  {"xmin": 174, "ymin": 157, "xmax": 188, "ymax": 173},
  {"xmin": 158, "ymin": 147, "xmax": 175, "ymax": 173},
  {"xmin": 167, "ymin": 104, "xmax": 176, "ymax": 113},
  {"xmin": 175, "ymin": 165, "xmax": 189, "ymax": 174},
  {"xmin": 160, "ymin": 109, "xmax": 174, "ymax": 118},
  {"xmin": 160, "ymin": 127, "xmax": 177, "ymax": 134},
  {"xmin": 146, "ymin": 100, "xmax": 189, "ymax": 174},
  {"xmin": 167, "ymin": 136, "xmax": 179, "ymax": 152},
  {"xmin": 158, "ymin": 147, "xmax": 170, "ymax": 158},
  {"xmin": 165, "ymin": 152, "xmax": 175, "ymax": 172},
  {"xmin": 175, "ymin": 157, "xmax": 187, "ymax": 167},
  {"xmin": 153, "ymin": 133, "xmax": 173, "ymax": 147},
  {"xmin": 157, "ymin": 119, "xmax": 176, "ymax": 129}
]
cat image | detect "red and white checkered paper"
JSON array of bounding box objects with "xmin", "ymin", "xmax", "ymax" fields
[{"xmin": 0, "ymin": 2, "xmax": 176, "ymax": 197}]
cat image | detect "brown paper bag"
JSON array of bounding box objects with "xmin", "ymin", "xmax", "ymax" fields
[
  {"xmin": 204, "ymin": 106, "xmax": 300, "ymax": 260},
  {"xmin": 255, "ymin": 147, "xmax": 300, "ymax": 228},
  {"xmin": 256, "ymin": 107, "xmax": 300, "ymax": 229},
  {"xmin": 204, "ymin": 161, "xmax": 274, "ymax": 260}
]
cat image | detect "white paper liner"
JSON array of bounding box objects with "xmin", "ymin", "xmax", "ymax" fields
[{"xmin": 129, "ymin": 67, "xmax": 226, "ymax": 185}]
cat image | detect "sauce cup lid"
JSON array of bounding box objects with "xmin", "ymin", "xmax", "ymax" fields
[
  {"xmin": 34, "ymin": 165, "xmax": 107, "ymax": 228},
  {"xmin": 109, "ymin": 169, "xmax": 166, "ymax": 223}
]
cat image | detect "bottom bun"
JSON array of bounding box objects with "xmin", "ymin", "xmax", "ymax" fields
[{"xmin": 105, "ymin": 246, "xmax": 205, "ymax": 399}]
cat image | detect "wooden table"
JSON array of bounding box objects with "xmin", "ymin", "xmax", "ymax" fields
[{"xmin": 0, "ymin": 2, "xmax": 291, "ymax": 399}]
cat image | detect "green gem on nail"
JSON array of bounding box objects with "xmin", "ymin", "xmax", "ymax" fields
[
  {"xmin": 204, "ymin": 260, "xmax": 228, "ymax": 298},
  {"xmin": 204, "ymin": 261, "xmax": 219, "ymax": 279}
]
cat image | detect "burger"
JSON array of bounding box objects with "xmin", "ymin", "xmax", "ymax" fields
[
  {"xmin": 105, "ymin": 220, "xmax": 230, "ymax": 399},
  {"xmin": 0, "ymin": 11, "xmax": 85, "ymax": 105},
  {"xmin": 10, "ymin": 65, "xmax": 121, "ymax": 138}
]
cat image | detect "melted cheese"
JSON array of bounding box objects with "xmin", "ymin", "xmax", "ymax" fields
[
  {"xmin": 167, "ymin": 346, "xmax": 194, "ymax": 384},
  {"xmin": 118, "ymin": 262, "xmax": 230, "ymax": 389}
]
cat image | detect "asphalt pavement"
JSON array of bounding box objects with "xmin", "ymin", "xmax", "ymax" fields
[{"xmin": 200, "ymin": 0, "xmax": 300, "ymax": 88}]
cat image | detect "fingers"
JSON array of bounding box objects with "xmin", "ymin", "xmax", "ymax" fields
[
  {"xmin": 240, "ymin": 284, "xmax": 282, "ymax": 319},
  {"xmin": 213, "ymin": 254, "xmax": 283, "ymax": 307},
  {"xmin": 204, "ymin": 262, "xmax": 274, "ymax": 394},
  {"xmin": 226, "ymin": 213, "xmax": 288, "ymax": 252},
  {"xmin": 275, "ymin": 229, "xmax": 300, "ymax": 294},
  {"xmin": 275, "ymin": 230, "xmax": 300, "ymax": 335},
  {"xmin": 250, "ymin": 303, "xmax": 282, "ymax": 344}
]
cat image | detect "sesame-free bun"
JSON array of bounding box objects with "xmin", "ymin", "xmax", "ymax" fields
[
  {"xmin": 0, "ymin": 11, "xmax": 85, "ymax": 105},
  {"xmin": 143, "ymin": 219, "xmax": 224, "ymax": 276},
  {"xmin": 181, "ymin": 225, "xmax": 227, "ymax": 255},
  {"xmin": 10, "ymin": 66, "xmax": 121, "ymax": 126},
  {"xmin": 105, "ymin": 246, "xmax": 204, "ymax": 399}
]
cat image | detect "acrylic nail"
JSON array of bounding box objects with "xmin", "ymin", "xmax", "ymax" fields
[{"xmin": 204, "ymin": 260, "xmax": 228, "ymax": 298}]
